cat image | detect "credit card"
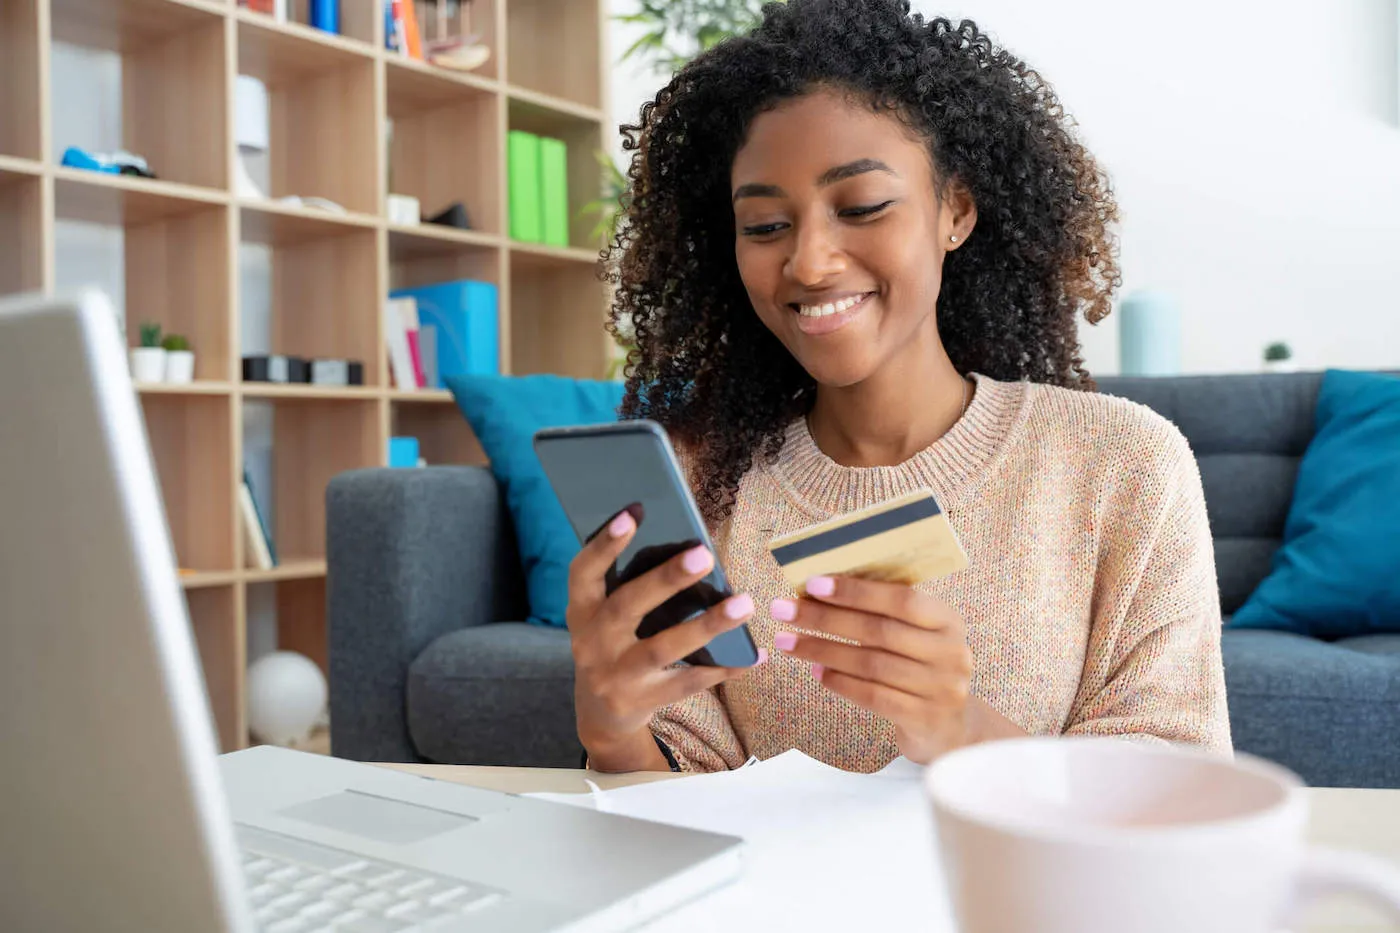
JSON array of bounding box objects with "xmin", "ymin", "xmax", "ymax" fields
[{"xmin": 767, "ymin": 489, "xmax": 969, "ymax": 593}]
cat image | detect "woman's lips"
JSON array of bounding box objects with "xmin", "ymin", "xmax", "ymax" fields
[{"xmin": 791, "ymin": 292, "xmax": 875, "ymax": 336}]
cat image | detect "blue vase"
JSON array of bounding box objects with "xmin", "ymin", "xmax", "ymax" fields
[
  {"xmin": 309, "ymin": 0, "xmax": 339, "ymax": 34},
  {"xmin": 1119, "ymin": 290, "xmax": 1181, "ymax": 376}
]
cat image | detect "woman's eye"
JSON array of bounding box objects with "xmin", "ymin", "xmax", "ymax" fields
[
  {"xmin": 840, "ymin": 200, "xmax": 895, "ymax": 219},
  {"xmin": 741, "ymin": 222, "xmax": 789, "ymax": 237}
]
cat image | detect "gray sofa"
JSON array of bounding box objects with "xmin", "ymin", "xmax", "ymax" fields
[{"xmin": 327, "ymin": 372, "xmax": 1400, "ymax": 788}]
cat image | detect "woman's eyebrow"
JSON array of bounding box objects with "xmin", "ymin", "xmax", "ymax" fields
[{"xmin": 732, "ymin": 159, "xmax": 898, "ymax": 203}]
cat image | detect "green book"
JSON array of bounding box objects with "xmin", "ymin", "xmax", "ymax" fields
[
  {"xmin": 539, "ymin": 136, "xmax": 570, "ymax": 248},
  {"xmin": 508, "ymin": 130, "xmax": 543, "ymax": 243}
]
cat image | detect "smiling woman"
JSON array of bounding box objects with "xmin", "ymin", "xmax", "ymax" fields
[{"xmin": 565, "ymin": 0, "xmax": 1231, "ymax": 775}]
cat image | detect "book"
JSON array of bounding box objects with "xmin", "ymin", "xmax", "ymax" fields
[
  {"xmin": 389, "ymin": 280, "xmax": 500, "ymax": 379},
  {"xmin": 242, "ymin": 469, "xmax": 278, "ymax": 566},
  {"xmin": 508, "ymin": 131, "xmax": 543, "ymax": 243},
  {"xmin": 401, "ymin": 0, "xmax": 423, "ymax": 59},
  {"xmin": 383, "ymin": 296, "xmax": 419, "ymax": 389},
  {"xmin": 397, "ymin": 297, "xmax": 426, "ymax": 388},
  {"xmin": 419, "ymin": 324, "xmax": 439, "ymax": 389},
  {"xmin": 238, "ymin": 481, "xmax": 274, "ymax": 571},
  {"xmin": 539, "ymin": 136, "xmax": 570, "ymax": 248}
]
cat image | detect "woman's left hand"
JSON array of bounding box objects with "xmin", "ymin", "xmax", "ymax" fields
[{"xmin": 771, "ymin": 575, "xmax": 974, "ymax": 764}]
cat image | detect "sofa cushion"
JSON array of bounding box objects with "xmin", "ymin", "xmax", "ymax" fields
[
  {"xmin": 1232, "ymin": 370, "xmax": 1400, "ymax": 637},
  {"xmin": 406, "ymin": 623, "xmax": 579, "ymax": 767},
  {"xmin": 446, "ymin": 374, "xmax": 624, "ymax": 628},
  {"xmin": 1221, "ymin": 629, "xmax": 1400, "ymax": 788}
]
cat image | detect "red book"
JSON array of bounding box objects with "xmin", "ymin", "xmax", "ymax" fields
[{"xmin": 405, "ymin": 330, "xmax": 427, "ymax": 389}]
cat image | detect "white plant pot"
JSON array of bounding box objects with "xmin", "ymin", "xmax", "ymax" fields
[
  {"xmin": 130, "ymin": 347, "xmax": 167, "ymax": 383},
  {"xmin": 1263, "ymin": 360, "xmax": 1296, "ymax": 374},
  {"xmin": 165, "ymin": 350, "xmax": 196, "ymax": 384}
]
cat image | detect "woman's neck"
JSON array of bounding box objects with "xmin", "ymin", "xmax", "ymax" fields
[{"xmin": 807, "ymin": 331, "xmax": 969, "ymax": 469}]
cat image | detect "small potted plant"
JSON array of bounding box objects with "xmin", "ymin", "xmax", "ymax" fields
[
  {"xmin": 130, "ymin": 321, "xmax": 166, "ymax": 383},
  {"xmin": 1263, "ymin": 341, "xmax": 1294, "ymax": 374},
  {"xmin": 162, "ymin": 333, "xmax": 195, "ymax": 384}
]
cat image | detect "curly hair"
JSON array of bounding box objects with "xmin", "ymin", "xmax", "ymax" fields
[{"xmin": 605, "ymin": 0, "xmax": 1121, "ymax": 523}]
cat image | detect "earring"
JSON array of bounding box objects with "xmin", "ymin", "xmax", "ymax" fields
[{"xmin": 949, "ymin": 235, "xmax": 959, "ymax": 243}]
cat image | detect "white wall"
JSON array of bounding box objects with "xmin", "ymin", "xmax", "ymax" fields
[{"xmin": 609, "ymin": 0, "xmax": 1400, "ymax": 374}]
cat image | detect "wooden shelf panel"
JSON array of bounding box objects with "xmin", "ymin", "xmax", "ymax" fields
[
  {"xmin": 243, "ymin": 559, "xmax": 326, "ymax": 583},
  {"xmin": 240, "ymin": 199, "xmax": 377, "ymax": 246},
  {"xmin": 0, "ymin": 156, "xmax": 44, "ymax": 178},
  {"xmin": 137, "ymin": 380, "xmax": 236, "ymax": 395},
  {"xmin": 241, "ymin": 383, "xmax": 380, "ymax": 400},
  {"xmin": 185, "ymin": 584, "xmax": 245, "ymax": 753},
  {"xmin": 0, "ymin": 171, "xmax": 44, "ymax": 298},
  {"xmin": 385, "ymin": 56, "xmax": 499, "ymax": 114},
  {"xmin": 54, "ymin": 168, "xmax": 227, "ymax": 226},
  {"xmin": 510, "ymin": 242, "xmax": 600, "ymax": 270},
  {"xmin": 388, "ymin": 389, "xmax": 455, "ymax": 403},
  {"xmin": 141, "ymin": 393, "xmax": 236, "ymax": 573},
  {"xmin": 181, "ymin": 569, "xmax": 242, "ymax": 589},
  {"xmin": 236, "ymin": 10, "xmax": 375, "ymax": 86},
  {"xmin": 507, "ymin": 86, "xmax": 605, "ymax": 128},
  {"xmin": 0, "ymin": 0, "xmax": 42, "ymax": 161},
  {"xmin": 51, "ymin": 0, "xmax": 226, "ymax": 54},
  {"xmin": 388, "ymin": 223, "xmax": 501, "ymax": 258}
]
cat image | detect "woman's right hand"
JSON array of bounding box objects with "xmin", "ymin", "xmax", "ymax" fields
[{"xmin": 567, "ymin": 509, "xmax": 765, "ymax": 771}]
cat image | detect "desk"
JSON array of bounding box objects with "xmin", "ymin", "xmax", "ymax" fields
[{"xmin": 377, "ymin": 762, "xmax": 1400, "ymax": 933}]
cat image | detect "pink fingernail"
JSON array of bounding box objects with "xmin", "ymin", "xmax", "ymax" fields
[
  {"xmin": 682, "ymin": 546, "xmax": 713, "ymax": 575},
  {"xmin": 752, "ymin": 648, "xmax": 769, "ymax": 666},
  {"xmin": 806, "ymin": 576, "xmax": 836, "ymax": 598},
  {"xmin": 770, "ymin": 598, "xmax": 797, "ymax": 622},
  {"xmin": 608, "ymin": 511, "xmax": 635, "ymax": 538},
  {"xmin": 811, "ymin": 663, "xmax": 825, "ymax": 681},
  {"xmin": 724, "ymin": 593, "xmax": 754, "ymax": 620},
  {"xmin": 773, "ymin": 631, "xmax": 797, "ymax": 652}
]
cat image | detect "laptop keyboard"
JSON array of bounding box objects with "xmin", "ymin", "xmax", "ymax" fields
[{"xmin": 237, "ymin": 824, "xmax": 505, "ymax": 932}]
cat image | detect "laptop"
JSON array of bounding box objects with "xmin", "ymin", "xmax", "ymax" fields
[{"xmin": 0, "ymin": 289, "xmax": 743, "ymax": 933}]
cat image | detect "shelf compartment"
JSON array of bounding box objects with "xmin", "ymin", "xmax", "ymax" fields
[
  {"xmin": 0, "ymin": 0, "xmax": 42, "ymax": 161},
  {"xmin": 400, "ymin": 0, "xmax": 500, "ymax": 82},
  {"xmin": 52, "ymin": 0, "xmax": 229, "ymax": 190},
  {"xmin": 391, "ymin": 400, "xmax": 483, "ymax": 466},
  {"xmin": 389, "ymin": 226, "xmax": 501, "ymax": 292},
  {"xmin": 238, "ymin": 18, "xmax": 379, "ymax": 215},
  {"xmin": 185, "ymin": 583, "xmax": 245, "ymax": 753},
  {"xmin": 0, "ymin": 172, "xmax": 45, "ymax": 299},
  {"xmin": 267, "ymin": 396, "xmax": 381, "ymax": 563},
  {"xmin": 283, "ymin": 0, "xmax": 379, "ymax": 47},
  {"xmin": 387, "ymin": 63, "xmax": 503, "ymax": 237},
  {"xmin": 240, "ymin": 224, "xmax": 381, "ymax": 386},
  {"xmin": 507, "ymin": 93, "xmax": 604, "ymax": 251},
  {"xmin": 54, "ymin": 169, "xmax": 228, "ymax": 225},
  {"xmin": 252, "ymin": 575, "xmax": 328, "ymax": 675},
  {"xmin": 506, "ymin": 0, "xmax": 601, "ymax": 110},
  {"xmin": 508, "ymin": 250, "xmax": 609, "ymax": 379},
  {"xmin": 141, "ymin": 392, "xmax": 237, "ymax": 574}
]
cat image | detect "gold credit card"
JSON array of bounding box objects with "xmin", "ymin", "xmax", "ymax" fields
[{"xmin": 767, "ymin": 489, "xmax": 969, "ymax": 593}]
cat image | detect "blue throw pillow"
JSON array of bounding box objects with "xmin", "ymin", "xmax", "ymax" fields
[
  {"xmin": 447, "ymin": 374, "xmax": 625, "ymax": 627},
  {"xmin": 1231, "ymin": 369, "xmax": 1400, "ymax": 637}
]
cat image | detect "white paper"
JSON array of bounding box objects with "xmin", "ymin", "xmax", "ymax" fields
[{"xmin": 529, "ymin": 751, "xmax": 957, "ymax": 931}]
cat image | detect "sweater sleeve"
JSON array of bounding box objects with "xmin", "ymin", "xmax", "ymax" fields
[
  {"xmin": 1063, "ymin": 424, "xmax": 1233, "ymax": 755},
  {"xmin": 651, "ymin": 685, "xmax": 748, "ymax": 772}
]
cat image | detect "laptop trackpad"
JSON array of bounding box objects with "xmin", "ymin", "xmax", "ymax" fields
[{"xmin": 280, "ymin": 791, "xmax": 477, "ymax": 846}]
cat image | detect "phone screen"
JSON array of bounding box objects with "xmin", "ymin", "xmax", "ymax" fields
[{"xmin": 534, "ymin": 422, "xmax": 759, "ymax": 668}]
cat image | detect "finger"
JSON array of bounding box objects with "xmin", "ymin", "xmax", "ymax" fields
[
  {"xmin": 774, "ymin": 632, "xmax": 947, "ymax": 696},
  {"xmin": 567, "ymin": 509, "xmax": 639, "ymax": 617},
  {"xmin": 646, "ymin": 659, "xmax": 767, "ymax": 711},
  {"xmin": 817, "ymin": 666, "xmax": 965, "ymax": 725},
  {"xmin": 801, "ymin": 575, "xmax": 957, "ymax": 631},
  {"xmin": 770, "ymin": 596, "xmax": 933, "ymax": 660},
  {"xmin": 627, "ymin": 594, "xmax": 762, "ymax": 671},
  {"xmin": 598, "ymin": 544, "xmax": 717, "ymax": 639}
]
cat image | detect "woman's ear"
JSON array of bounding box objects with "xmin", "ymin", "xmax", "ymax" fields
[{"xmin": 941, "ymin": 179, "xmax": 978, "ymax": 250}]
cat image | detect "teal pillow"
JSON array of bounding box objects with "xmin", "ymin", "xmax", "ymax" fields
[
  {"xmin": 447, "ymin": 375, "xmax": 624, "ymax": 627},
  {"xmin": 1231, "ymin": 369, "xmax": 1400, "ymax": 637}
]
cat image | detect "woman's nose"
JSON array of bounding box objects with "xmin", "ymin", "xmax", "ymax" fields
[{"xmin": 784, "ymin": 218, "xmax": 847, "ymax": 286}]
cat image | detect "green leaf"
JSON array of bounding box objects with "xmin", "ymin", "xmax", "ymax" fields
[{"xmin": 619, "ymin": 28, "xmax": 666, "ymax": 63}]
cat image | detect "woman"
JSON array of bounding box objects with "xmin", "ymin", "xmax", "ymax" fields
[{"xmin": 568, "ymin": 0, "xmax": 1230, "ymax": 773}]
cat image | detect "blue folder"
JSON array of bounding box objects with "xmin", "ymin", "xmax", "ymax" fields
[{"xmin": 389, "ymin": 280, "xmax": 500, "ymax": 386}]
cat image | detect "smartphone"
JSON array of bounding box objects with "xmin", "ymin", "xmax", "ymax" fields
[{"xmin": 533, "ymin": 420, "xmax": 760, "ymax": 668}]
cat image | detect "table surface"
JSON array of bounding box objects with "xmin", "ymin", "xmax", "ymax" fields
[{"xmin": 377, "ymin": 762, "xmax": 1400, "ymax": 933}]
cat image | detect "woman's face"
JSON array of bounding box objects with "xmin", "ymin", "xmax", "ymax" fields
[{"xmin": 731, "ymin": 89, "xmax": 974, "ymax": 387}]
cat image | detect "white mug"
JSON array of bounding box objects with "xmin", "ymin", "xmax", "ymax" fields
[{"xmin": 924, "ymin": 736, "xmax": 1400, "ymax": 933}]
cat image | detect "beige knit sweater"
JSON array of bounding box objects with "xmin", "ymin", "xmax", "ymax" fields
[{"xmin": 652, "ymin": 373, "xmax": 1233, "ymax": 772}]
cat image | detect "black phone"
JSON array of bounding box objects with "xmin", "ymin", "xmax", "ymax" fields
[{"xmin": 533, "ymin": 420, "xmax": 760, "ymax": 668}]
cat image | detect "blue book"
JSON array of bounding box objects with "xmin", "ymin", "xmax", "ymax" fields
[{"xmin": 389, "ymin": 280, "xmax": 499, "ymax": 384}]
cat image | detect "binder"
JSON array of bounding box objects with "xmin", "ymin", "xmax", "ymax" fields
[{"xmin": 508, "ymin": 130, "xmax": 543, "ymax": 243}]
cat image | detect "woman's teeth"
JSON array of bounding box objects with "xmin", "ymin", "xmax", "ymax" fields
[{"xmin": 797, "ymin": 293, "xmax": 868, "ymax": 318}]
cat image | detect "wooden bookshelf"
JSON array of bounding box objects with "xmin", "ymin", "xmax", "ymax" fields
[{"xmin": 1, "ymin": 0, "xmax": 612, "ymax": 752}]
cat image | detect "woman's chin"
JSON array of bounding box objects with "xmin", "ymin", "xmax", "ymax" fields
[{"xmin": 795, "ymin": 352, "xmax": 880, "ymax": 390}]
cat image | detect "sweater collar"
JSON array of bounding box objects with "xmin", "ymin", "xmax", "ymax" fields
[{"xmin": 766, "ymin": 373, "xmax": 1030, "ymax": 518}]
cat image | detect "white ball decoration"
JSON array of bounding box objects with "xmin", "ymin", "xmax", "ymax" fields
[{"xmin": 246, "ymin": 651, "xmax": 328, "ymax": 746}]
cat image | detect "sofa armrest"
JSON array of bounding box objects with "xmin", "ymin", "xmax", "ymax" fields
[{"xmin": 326, "ymin": 466, "xmax": 526, "ymax": 763}]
